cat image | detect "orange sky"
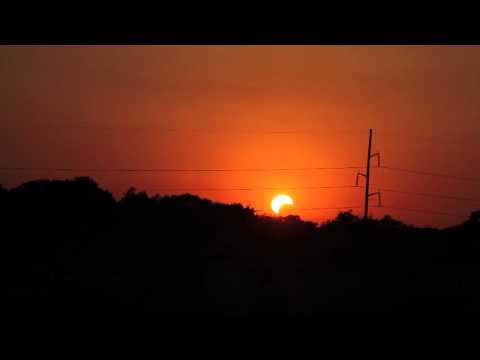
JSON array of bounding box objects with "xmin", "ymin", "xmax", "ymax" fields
[{"xmin": 1, "ymin": 45, "xmax": 480, "ymax": 228}]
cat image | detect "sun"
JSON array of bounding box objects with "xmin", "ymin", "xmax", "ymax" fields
[{"xmin": 271, "ymin": 194, "xmax": 294, "ymax": 215}]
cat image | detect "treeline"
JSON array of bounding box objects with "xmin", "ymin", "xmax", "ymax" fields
[{"xmin": 3, "ymin": 177, "xmax": 480, "ymax": 315}]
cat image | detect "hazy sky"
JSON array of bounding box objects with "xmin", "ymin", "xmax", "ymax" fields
[{"xmin": 1, "ymin": 45, "xmax": 480, "ymax": 228}]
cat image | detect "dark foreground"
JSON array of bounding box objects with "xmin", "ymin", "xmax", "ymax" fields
[{"xmin": 3, "ymin": 177, "xmax": 480, "ymax": 316}]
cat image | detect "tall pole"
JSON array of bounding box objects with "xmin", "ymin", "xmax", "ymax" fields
[
  {"xmin": 364, "ymin": 129, "xmax": 373, "ymax": 219},
  {"xmin": 355, "ymin": 129, "xmax": 380, "ymax": 219}
]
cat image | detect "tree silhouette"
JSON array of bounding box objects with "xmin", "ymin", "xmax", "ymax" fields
[
  {"xmin": 468, "ymin": 210, "xmax": 480, "ymax": 225},
  {"xmin": 333, "ymin": 210, "xmax": 360, "ymax": 224},
  {"xmin": 4, "ymin": 177, "xmax": 480, "ymax": 316}
]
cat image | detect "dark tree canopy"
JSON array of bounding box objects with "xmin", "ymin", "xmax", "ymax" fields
[
  {"xmin": 4, "ymin": 177, "xmax": 480, "ymax": 316},
  {"xmin": 469, "ymin": 210, "xmax": 480, "ymax": 225}
]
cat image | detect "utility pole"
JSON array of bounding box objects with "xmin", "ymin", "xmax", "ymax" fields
[
  {"xmin": 356, "ymin": 129, "xmax": 381, "ymax": 219},
  {"xmin": 364, "ymin": 129, "xmax": 373, "ymax": 218}
]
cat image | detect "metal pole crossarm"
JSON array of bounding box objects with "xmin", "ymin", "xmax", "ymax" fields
[
  {"xmin": 355, "ymin": 172, "xmax": 366, "ymax": 186},
  {"xmin": 370, "ymin": 152, "xmax": 381, "ymax": 168},
  {"xmin": 368, "ymin": 191, "xmax": 382, "ymax": 207}
]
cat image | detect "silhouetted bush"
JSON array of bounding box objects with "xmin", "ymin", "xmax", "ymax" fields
[{"xmin": 4, "ymin": 177, "xmax": 480, "ymax": 316}]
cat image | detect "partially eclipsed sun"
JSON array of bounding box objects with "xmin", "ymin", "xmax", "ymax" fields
[{"xmin": 271, "ymin": 194, "xmax": 294, "ymax": 215}]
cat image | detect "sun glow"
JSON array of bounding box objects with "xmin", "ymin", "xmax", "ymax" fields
[{"xmin": 271, "ymin": 194, "xmax": 294, "ymax": 215}]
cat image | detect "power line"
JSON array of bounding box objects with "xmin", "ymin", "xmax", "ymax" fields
[
  {"xmin": 377, "ymin": 129, "xmax": 480, "ymax": 142},
  {"xmin": 379, "ymin": 188, "xmax": 480, "ymax": 202},
  {"xmin": 372, "ymin": 205, "xmax": 464, "ymax": 217},
  {"xmin": 255, "ymin": 206, "xmax": 362, "ymax": 212},
  {"xmin": 28, "ymin": 124, "xmax": 480, "ymax": 145},
  {"xmin": 0, "ymin": 166, "xmax": 365, "ymax": 173},
  {"xmin": 254, "ymin": 213, "xmax": 333, "ymax": 221},
  {"xmin": 379, "ymin": 166, "xmax": 480, "ymax": 183},
  {"xmin": 87, "ymin": 182, "xmax": 480, "ymax": 201},
  {"xmin": 249, "ymin": 205, "xmax": 464, "ymax": 218},
  {"xmin": 3, "ymin": 165, "xmax": 478, "ymax": 183},
  {"xmin": 116, "ymin": 185, "xmax": 360, "ymax": 192},
  {"xmin": 296, "ymin": 206, "xmax": 362, "ymax": 211},
  {"xmin": 31, "ymin": 124, "xmax": 367, "ymax": 135}
]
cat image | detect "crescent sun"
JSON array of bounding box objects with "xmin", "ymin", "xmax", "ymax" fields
[{"xmin": 271, "ymin": 194, "xmax": 294, "ymax": 215}]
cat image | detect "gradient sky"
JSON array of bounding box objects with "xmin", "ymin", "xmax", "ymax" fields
[{"xmin": 1, "ymin": 45, "xmax": 480, "ymax": 228}]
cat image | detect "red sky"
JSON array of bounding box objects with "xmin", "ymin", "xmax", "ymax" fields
[{"xmin": 1, "ymin": 45, "xmax": 480, "ymax": 228}]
